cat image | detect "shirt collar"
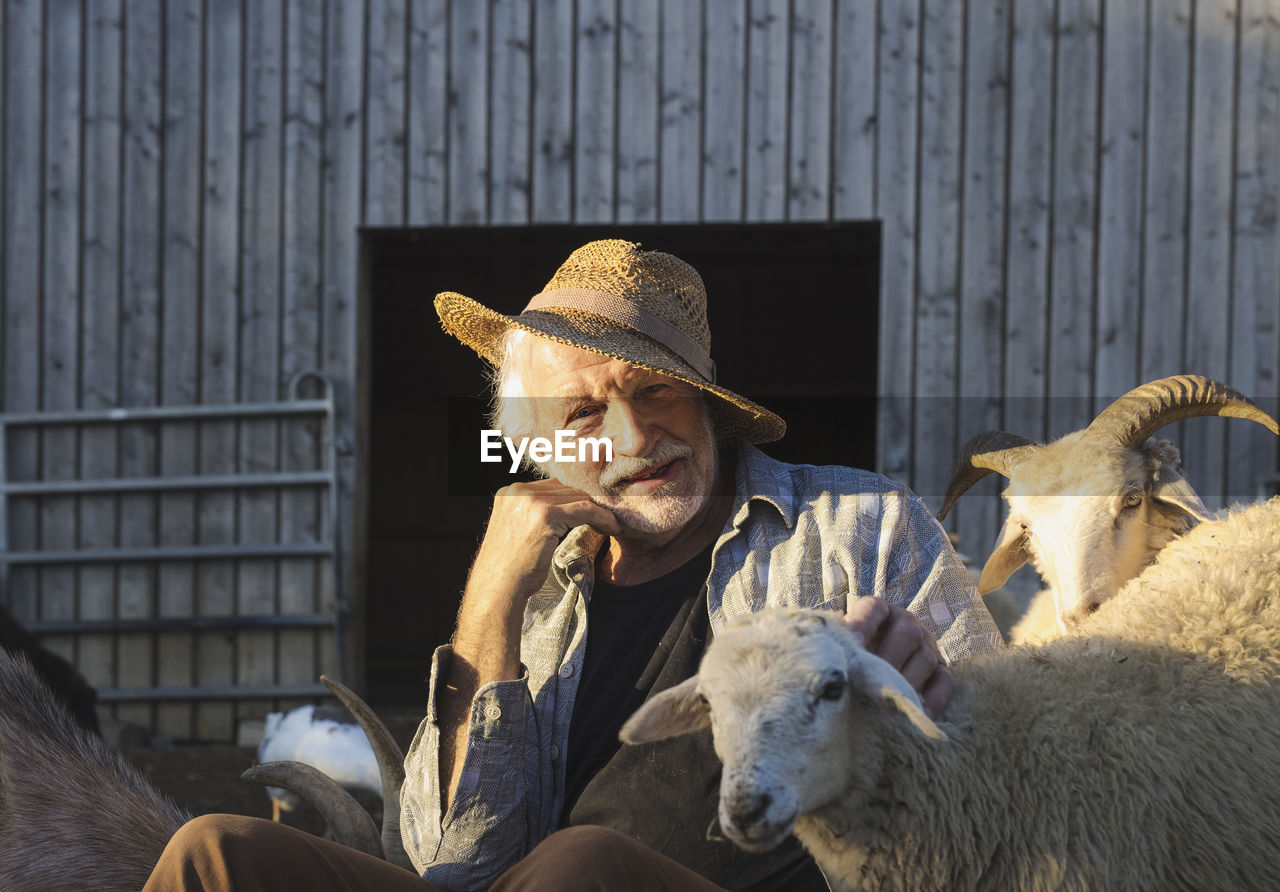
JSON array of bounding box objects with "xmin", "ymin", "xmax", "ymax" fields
[
  {"xmin": 553, "ymin": 524, "xmax": 604, "ymax": 573},
  {"xmin": 726, "ymin": 438, "xmax": 798, "ymax": 530}
]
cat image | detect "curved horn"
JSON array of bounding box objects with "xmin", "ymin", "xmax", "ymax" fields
[
  {"xmin": 1086, "ymin": 374, "xmax": 1279, "ymax": 449},
  {"xmin": 242, "ymin": 761, "xmax": 384, "ymax": 859},
  {"xmin": 321, "ymin": 675, "xmax": 412, "ymax": 870},
  {"xmin": 938, "ymin": 431, "xmax": 1039, "ymax": 521}
]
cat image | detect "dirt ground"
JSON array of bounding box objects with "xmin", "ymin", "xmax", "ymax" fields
[{"xmin": 122, "ymin": 709, "xmax": 426, "ymax": 841}]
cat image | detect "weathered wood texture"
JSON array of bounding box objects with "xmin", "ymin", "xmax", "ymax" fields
[{"xmin": 1, "ymin": 0, "xmax": 1276, "ymax": 737}]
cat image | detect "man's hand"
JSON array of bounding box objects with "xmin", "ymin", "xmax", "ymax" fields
[
  {"xmin": 844, "ymin": 596, "xmax": 955, "ymax": 718},
  {"xmin": 464, "ymin": 479, "xmax": 623, "ymax": 616}
]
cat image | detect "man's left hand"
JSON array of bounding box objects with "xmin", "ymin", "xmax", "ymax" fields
[{"xmin": 844, "ymin": 596, "xmax": 955, "ymax": 718}]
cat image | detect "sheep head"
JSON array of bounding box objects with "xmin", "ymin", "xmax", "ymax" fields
[
  {"xmin": 621, "ymin": 608, "xmax": 945, "ymax": 854},
  {"xmin": 939, "ymin": 375, "xmax": 1278, "ymax": 631}
]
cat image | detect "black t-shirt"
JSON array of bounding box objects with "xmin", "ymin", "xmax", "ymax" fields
[
  {"xmin": 561, "ymin": 541, "xmax": 715, "ymax": 816},
  {"xmin": 561, "ymin": 544, "xmax": 828, "ymax": 892}
]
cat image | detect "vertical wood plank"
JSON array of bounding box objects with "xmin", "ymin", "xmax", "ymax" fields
[
  {"xmin": 743, "ymin": 0, "xmax": 787, "ymax": 221},
  {"xmin": 1003, "ymin": 0, "xmax": 1054, "ymax": 451},
  {"xmin": 831, "ymin": 0, "xmax": 877, "ymax": 220},
  {"xmin": 2, "ymin": 0, "xmax": 41, "ymax": 629},
  {"xmin": 322, "ymin": 0, "xmax": 366, "ymax": 679},
  {"xmin": 1182, "ymin": 0, "xmax": 1237, "ymax": 510},
  {"xmin": 490, "ymin": 0, "xmax": 532, "ymax": 224},
  {"xmin": 1140, "ymin": 0, "xmax": 1191, "ymax": 383},
  {"xmin": 1228, "ymin": 1, "xmax": 1280, "ymax": 501},
  {"xmin": 954, "ymin": 0, "xmax": 1011, "ymax": 555},
  {"xmin": 658, "ymin": 0, "xmax": 702, "ymax": 221},
  {"xmin": 447, "ymin": 0, "xmax": 488, "ymax": 224},
  {"xmin": 1094, "ymin": 0, "xmax": 1147, "ymax": 400},
  {"xmin": 196, "ymin": 0, "xmax": 243, "ymax": 741},
  {"xmin": 875, "ymin": 0, "xmax": 920, "ymax": 482},
  {"xmin": 79, "ymin": 0, "xmax": 124, "ymax": 718},
  {"xmin": 787, "ymin": 0, "xmax": 833, "ymax": 221},
  {"xmin": 156, "ymin": 0, "xmax": 202, "ymax": 739},
  {"xmin": 40, "ymin": 0, "xmax": 83, "ymax": 669},
  {"xmin": 238, "ymin": 0, "xmax": 285, "ymax": 724},
  {"xmin": 279, "ymin": 0, "xmax": 327, "ymax": 711},
  {"xmin": 912, "ymin": 0, "xmax": 964, "ymax": 507},
  {"xmin": 575, "ymin": 0, "xmax": 617, "ymax": 222},
  {"xmin": 701, "ymin": 0, "xmax": 746, "ymax": 222},
  {"xmin": 1046, "ymin": 0, "xmax": 1099, "ymax": 438},
  {"xmin": 532, "ymin": 0, "xmax": 574, "ymax": 222},
  {"xmin": 118, "ymin": 0, "xmax": 163, "ymax": 733},
  {"xmin": 407, "ymin": 0, "xmax": 448, "ymax": 224},
  {"xmin": 367, "ymin": 0, "xmax": 408, "ymax": 226},
  {"xmin": 616, "ymin": 0, "xmax": 660, "ymax": 222}
]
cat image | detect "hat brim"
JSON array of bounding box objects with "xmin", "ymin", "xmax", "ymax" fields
[{"xmin": 435, "ymin": 290, "xmax": 786, "ymax": 445}]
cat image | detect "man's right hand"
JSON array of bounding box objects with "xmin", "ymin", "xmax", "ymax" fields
[{"xmin": 462, "ymin": 479, "xmax": 622, "ymax": 617}]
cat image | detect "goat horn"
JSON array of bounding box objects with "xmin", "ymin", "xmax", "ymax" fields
[
  {"xmin": 1085, "ymin": 374, "xmax": 1279, "ymax": 449},
  {"xmin": 938, "ymin": 432, "xmax": 1039, "ymax": 521},
  {"xmin": 321, "ymin": 675, "xmax": 412, "ymax": 870},
  {"xmin": 241, "ymin": 761, "xmax": 384, "ymax": 859}
]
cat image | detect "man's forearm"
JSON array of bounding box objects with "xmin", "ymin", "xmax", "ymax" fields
[{"xmin": 437, "ymin": 594, "xmax": 526, "ymax": 811}]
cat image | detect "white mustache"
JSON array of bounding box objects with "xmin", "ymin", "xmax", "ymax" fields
[{"xmin": 599, "ymin": 439, "xmax": 694, "ymax": 492}]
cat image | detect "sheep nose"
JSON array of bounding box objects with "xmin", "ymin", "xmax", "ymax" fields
[
  {"xmin": 728, "ymin": 792, "xmax": 773, "ymax": 827},
  {"xmin": 1063, "ymin": 600, "xmax": 1101, "ymax": 628}
]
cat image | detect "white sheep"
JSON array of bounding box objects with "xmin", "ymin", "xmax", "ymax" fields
[
  {"xmin": 939, "ymin": 374, "xmax": 1277, "ymax": 635},
  {"xmin": 621, "ymin": 498, "xmax": 1280, "ymax": 891}
]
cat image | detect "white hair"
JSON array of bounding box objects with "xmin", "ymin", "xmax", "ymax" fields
[{"xmin": 485, "ymin": 329, "xmax": 544, "ymax": 473}]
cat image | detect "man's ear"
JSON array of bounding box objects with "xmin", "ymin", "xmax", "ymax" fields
[
  {"xmin": 619, "ymin": 674, "xmax": 710, "ymax": 744},
  {"xmin": 977, "ymin": 519, "xmax": 1030, "ymax": 593},
  {"xmin": 848, "ymin": 650, "xmax": 948, "ymax": 742}
]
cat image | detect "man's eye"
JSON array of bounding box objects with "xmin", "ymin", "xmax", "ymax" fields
[
  {"xmin": 640, "ymin": 383, "xmax": 665, "ymax": 396},
  {"xmin": 571, "ymin": 406, "xmax": 598, "ymax": 421}
]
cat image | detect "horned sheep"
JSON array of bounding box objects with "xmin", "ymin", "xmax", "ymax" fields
[
  {"xmin": 622, "ymin": 497, "xmax": 1280, "ymax": 891},
  {"xmin": 939, "ymin": 374, "xmax": 1277, "ymax": 637}
]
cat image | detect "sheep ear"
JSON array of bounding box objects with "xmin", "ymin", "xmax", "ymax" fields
[
  {"xmin": 849, "ymin": 650, "xmax": 948, "ymax": 742},
  {"xmin": 977, "ymin": 520, "xmax": 1030, "ymax": 593},
  {"xmin": 876, "ymin": 686, "xmax": 948, "ymax": 742},
  {"xmin": 619, "ymin": 675, "xmax": 710, "ymax": 744},
  {"xmin": 1150, "ymin": 472, "xmax": 1213, "ymax": 524}
]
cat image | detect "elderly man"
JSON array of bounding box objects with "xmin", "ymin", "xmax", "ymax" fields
[{"xmin": 144, "ymin": 240, "xmax": 1001, "ymax": 891}]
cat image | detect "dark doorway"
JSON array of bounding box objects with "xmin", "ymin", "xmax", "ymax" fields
[{"xmin": 359, "ymin": 223, "xmax": 880, "ymax": 704}]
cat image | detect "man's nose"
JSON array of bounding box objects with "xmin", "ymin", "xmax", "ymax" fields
[{"xmin": 604, "ymin": 399, "xmax": 658, "ymax": 456}]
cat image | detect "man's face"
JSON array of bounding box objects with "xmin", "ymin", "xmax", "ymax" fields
[{"xmin": 520, "ymin": 338, "xmax": 719, "ymax": 536}]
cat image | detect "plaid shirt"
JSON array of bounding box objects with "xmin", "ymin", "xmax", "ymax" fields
[{"xmin": 401, "ymin": 439, "xmax": 1003, "ymax": 889}]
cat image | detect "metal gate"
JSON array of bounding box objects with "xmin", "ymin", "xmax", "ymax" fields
[{"xmin": 0, "ymin": 372, "xmax": 348, "ymax": 737}]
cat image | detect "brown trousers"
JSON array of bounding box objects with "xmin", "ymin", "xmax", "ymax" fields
[{"xmin": 143, "ymin": 814, "xmax": 727, "ymax": 891}]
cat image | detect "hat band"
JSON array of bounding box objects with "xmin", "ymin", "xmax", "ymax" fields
[{"xmin": 522, "ymin": 288, "xmax": 716, "ymax": 383}]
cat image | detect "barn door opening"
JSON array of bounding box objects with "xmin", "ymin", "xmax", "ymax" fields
[{"xmin": 358, "ymin": 223, "xmax": 880, "ymax": 704}]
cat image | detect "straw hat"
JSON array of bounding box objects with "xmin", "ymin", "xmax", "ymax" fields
[{"xmin": 434, "ymin": 239, "xmax": 786, "ymax": 444}]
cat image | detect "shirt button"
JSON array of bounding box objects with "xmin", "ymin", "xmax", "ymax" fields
[
  {"xmin": 558, "ymin": 663, "xmax": 575, "ymax": 679},
  {"xmin": 484, "ymin": 704, "xmax": 502, "ymax": 721},
  {"xmin": 550, "ymin": 744, "xmax": 560, "ymax": 761}
]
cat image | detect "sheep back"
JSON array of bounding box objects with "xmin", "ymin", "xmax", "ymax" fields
[{"xmin": 1083, "ymin": 496, "xmax": 1280, "ymax": 680}]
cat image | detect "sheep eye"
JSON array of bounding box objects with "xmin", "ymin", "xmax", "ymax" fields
[
  {"xmin": 820, "ymin": 680, "xmax": 845, "ymax": 701},
  {"xmin": 1122, "ymin": 491, "xmax": 1143, "ymax": 509}
]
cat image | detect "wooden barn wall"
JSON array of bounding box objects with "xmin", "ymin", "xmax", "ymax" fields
[{"xmin": 1, "ymin": 0, "xmax": 1277, "ymax": 738}]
